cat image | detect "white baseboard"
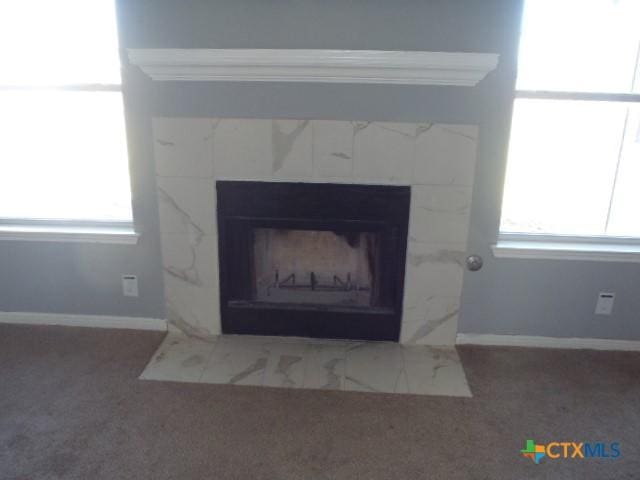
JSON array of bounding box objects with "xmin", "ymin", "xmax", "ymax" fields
[
  {"xmin": 456, "ymin": 333, "xmax": 640, "ymax": 352},
  {"xmin": 0, "ymin": 312, "xmax": 167, "ymax": 332}
]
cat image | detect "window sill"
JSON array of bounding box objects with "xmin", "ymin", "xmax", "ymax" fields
[
  {"xmin": 492, "ymin": 240, "xmax": 640, "ymax": 263},
  {"xmin": 0, "ymin": 225, "xmax": 139, "ymax": 245}
]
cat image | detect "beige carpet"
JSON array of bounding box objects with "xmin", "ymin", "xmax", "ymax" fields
[{"xmin": 1, "ymin": 323, "xmax": 639, "ymax": 479}]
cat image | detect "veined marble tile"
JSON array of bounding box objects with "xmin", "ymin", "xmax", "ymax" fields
[
  {"xmin": 353, "ymin": 122, "xmax": 420, "ymax": 183},
  {"xmin": 404, "ymin": 241, "xmax": 466, "ymax": 300},
  {"xmin": 140, "ymin": 334, "xmax": 472, "ymax": 397},
  {"xmin": 164, "ymin": 275, "xmax": 220, "ymax": 338},
  {"xmin": 302, "ymin": 340, "xmax": 351, "ymax": 390},
  {"xmin": 153, "ymin": 117, "xmax": 216, "ymax": 178},
  {"xmin": 140, "ymin": 333, "xmax": 216, "ymax": 383},
  {"xmin": 403, "ymin": 346, "xmax": 471, "ymax": 397},
  {"xmin": 214, "ymin": 118, "xmax": 312, "ymax": 180},
  {"xmin": 409, "ymin": 185, "xmax": 472, "ymax": 244},
  {"xmin": 414, "ymin": 124, "xmax": 478, "ymax": 186},
  {"xmin": 152, "ymin": 118, "xmax": 480, "ymax": 347},
  {"xmin": 344, "ymin": 342, "xmax": 409, "ymax": 394},
  {"xmin": 312, "ymin": 121, "xmax": 354, "ymax": 179},
  {"xmin": 262, "ymin": 339, "xmax": 309, "ymax": 388},
  {"xmin": 156, "ymin": 177, "xmax": 216, "ymax": 235},
  {"xmin": 271, "ymin": 119, "xmax": 312, "ymax": 179},
  {"xmin": 200, "ymin": 335, "xmax": 269, "ymax": 386},
  {"xmin": 161, "ymin": 233, "xmax": 218, "ymax": 289},
  {"xmin": 212, "ymin": 119, "xmax": 273, "ymax": 179},
  {"xmin": 401, "ymin": 296, "xmax": 460, "ymax": 346}
]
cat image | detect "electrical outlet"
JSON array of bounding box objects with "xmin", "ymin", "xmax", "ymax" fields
[
  {"xmin": 122, "ymin": 275, "xmax": 139, "ymax": 297},
  {"xmin": 595, "ymin": 292, "xmax": 615, "ymax": 315}
]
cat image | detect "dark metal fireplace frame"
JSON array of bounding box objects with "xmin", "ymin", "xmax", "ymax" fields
[{"xmin": 216, "ymin": 181, "xmax": 410, "ymax": 341}]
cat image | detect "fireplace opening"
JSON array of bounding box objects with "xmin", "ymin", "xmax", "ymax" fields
[
  {"xmin": 217, "ymin": 181, "xmax": 410, "ymax": 341},
  {"xmin": 252, "ymin": 228, "xmax": 381, "ymax": 307}
]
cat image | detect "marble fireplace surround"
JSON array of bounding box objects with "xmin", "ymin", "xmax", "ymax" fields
[{"xmin": 154, "ymin": 118, "xmax": 478, "ymax": 346}]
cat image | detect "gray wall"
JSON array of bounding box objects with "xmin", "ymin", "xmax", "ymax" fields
[
  {"xmin": 3, "ymin": 0, "xmax": 638, "ymax": 340},
  {"xmin": 0, "ymin": 68, "xmax": 166, "ymax": 318}
]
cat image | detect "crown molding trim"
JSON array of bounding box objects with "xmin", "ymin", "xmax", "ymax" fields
[{"xmin": 127, "ymin": 49, "xmax": 499, "ymax": 86}]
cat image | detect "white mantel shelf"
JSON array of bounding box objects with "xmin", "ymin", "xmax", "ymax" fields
[{"xmin": 127, "ymin": 49, "xmax": 499, "ymax": 86}]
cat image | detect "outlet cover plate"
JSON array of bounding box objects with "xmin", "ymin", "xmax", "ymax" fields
[
  {"xmin": 122, "ymin": 275, "xmax": 139, "ymax": 297},
  {"xmin": 595, "ymin": 292, "xmax": 615, "ymax": 315}
]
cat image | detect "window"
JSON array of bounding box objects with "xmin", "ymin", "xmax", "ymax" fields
[
  {"xmin": 500, "ymin": 0, "xmax": 640, "ymax": 241},
  {"xmin": 0, "ymin": 1, "xmax": 134, "ymax": 238}
]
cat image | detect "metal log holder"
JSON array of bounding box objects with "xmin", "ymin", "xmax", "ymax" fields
[{"xmin": 267, "ymin": 269, "xmax": 370, "ymax": 295}]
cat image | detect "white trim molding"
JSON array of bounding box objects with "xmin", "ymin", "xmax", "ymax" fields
[
  {"xmin": 127, "ymin": 49, "xmax": 499, "ymax": 86},
  {"xmin": 0, "ymin": 312, "xmax": 167, "ymax": 331},
  {"xmin": 492, "ymin": 240, "xmax": 640, "ymax": 263},
  {"xmin": 457, "ymin": 333, "xmax": 640, "ymax": 352}
]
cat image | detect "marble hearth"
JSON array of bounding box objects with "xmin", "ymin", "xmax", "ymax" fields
[
  {"xmin": 141, "ymin": 333, "xmax": 472, "ymax": 397},
  {"xmin": 154, "ymin": 118, "xmax": 478, "ymax": 345}
]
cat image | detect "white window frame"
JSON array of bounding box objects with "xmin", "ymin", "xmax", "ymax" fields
[
  {"xmin": 496, "ymin": 90, "xmax": 640, "ymax": 260},
  {"xmin": 0, "ymin": 53, "xmax": 137, "ymax": 244},
  {"xmin": 495, "ymin": 35, "xmax": 640, "ymax": 261}
]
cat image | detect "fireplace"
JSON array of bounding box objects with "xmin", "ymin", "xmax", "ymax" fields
[{"xmin": 217, "ymin": 181, "xmax": 410, "ymax": 341}]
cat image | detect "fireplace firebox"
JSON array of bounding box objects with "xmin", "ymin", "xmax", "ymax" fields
[{"xmin": 217, "ymin": 181, "xmax": 410, "ymax": 341}]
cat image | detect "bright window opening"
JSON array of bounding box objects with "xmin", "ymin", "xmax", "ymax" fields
[
  {"xmin": 500, "ymin": 0, "xmax": 640, "ymax": 239},
  {"xmin": 0, "ymin": 1, "xmax": 133, "ymax": 224}
]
